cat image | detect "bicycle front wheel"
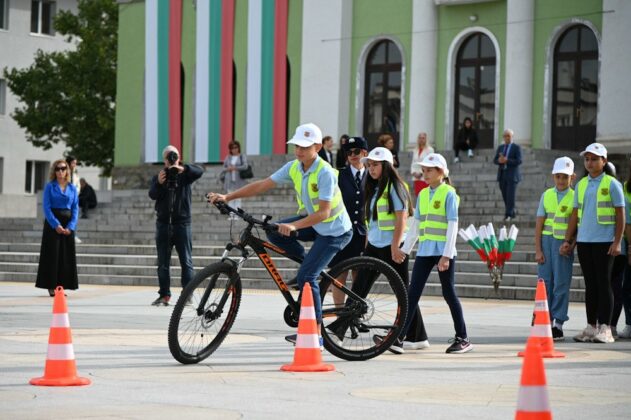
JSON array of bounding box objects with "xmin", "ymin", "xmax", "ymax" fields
[
  {"xmin": 320, "ymin": 256, "xmax": 408, "ymax": 361},
  {"xmin": 168, "ymin": 262, "xmax": 242, "ymax": 364}
]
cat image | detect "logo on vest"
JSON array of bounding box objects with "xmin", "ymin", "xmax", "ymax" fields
[
  {"xmin": 560, "ymin": 205, "xmax": 568, "ymax": 213},
  {"xmin": 433, "ymin": 200, "xmax": 441, "ymax": 209},
  {"xmin": 601, "ymin": 188, "xmax": 609, "ymax": 196},
  {"xmin": 311, "ymin": 183, "xmax": 319, "ymax": 192}
]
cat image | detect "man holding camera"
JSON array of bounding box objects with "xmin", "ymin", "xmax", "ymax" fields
[{"xmin": 148, "ymin": 145, "xmax": 204, "ymax": 306}]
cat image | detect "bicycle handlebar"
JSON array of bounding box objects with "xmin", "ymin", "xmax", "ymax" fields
[{"xmin": 205, "ymin": 195, "xmax": 297, "ymax": 237}]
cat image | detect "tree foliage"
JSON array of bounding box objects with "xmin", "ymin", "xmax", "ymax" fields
[{"xmin": 3, "ymin": 0, "xmax": 118, "ymax": 176}]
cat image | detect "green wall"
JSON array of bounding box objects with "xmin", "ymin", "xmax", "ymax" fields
[
  {"xmin": 287, "ymin": 0, "xmax": 303, "ymax": 144},
  {"xmin": 349, "ymin": 0, "xmax": 413, "ymax": 147},
  {"xmin": 434, "ymin": 1, "xmax": 507, "ymax": 150},
  {"xmin": 531, "ymin": 0, "xmax": 602, "ymax": 148},
  {"xmin": 233, "ymin": 0, "xmax": 248, "ymax": 146},
  {"xmin": 114, "ymin": 2, "xmax": 145, "ymax": 166}
]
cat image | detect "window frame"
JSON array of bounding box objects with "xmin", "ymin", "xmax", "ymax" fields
[
  {"xmin": 0, "ymin": 78, "xmax": 6, "ymax": 115},
  {"xmin": 30, "ymin": 0, "xmax": 56, "ymax": 36},
  {"xmin": 0, "ymin": 0, "xmax": 8, "ymax": 31}
]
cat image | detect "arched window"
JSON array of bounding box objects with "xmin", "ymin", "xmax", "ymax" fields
[
  {"xmin": 363, "ymin": 40, "xmax": 402, "ymax": 149},
  {"xmin": 552, "ymin": 25, "xmax": 598, "ymax": 151},
  {"xmin": 454, "ymin": 32, "xmax": 496, "ymax": 148}
]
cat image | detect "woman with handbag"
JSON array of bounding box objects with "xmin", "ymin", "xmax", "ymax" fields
[{"xmin": 222, "ymin": 141, "xmax": 251, "ymax": 219}]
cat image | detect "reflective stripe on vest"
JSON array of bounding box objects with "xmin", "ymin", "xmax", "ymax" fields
[
  {"xmin": 375, "ymin": 183, "xmax": 410, "ymax": 231},
  {"xmin": 542, "ymin": 187, "xmax": 574, "ymax": 239},
  {"xmin": 288, "ymin": 159, "xmax": 345, "ymax": 223},
  {"xmin": 417, "ymin": 183, "xmax": 458, "ymax": 242},
  {"xmin": 576, "ymin": 175, "xmax": 615, "ymax": 225}
]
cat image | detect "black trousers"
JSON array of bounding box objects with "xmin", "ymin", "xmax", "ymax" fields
[
  {"xmin": 577, "ymin": 242, "xmax": 614, "ymax": 326},
  {"xmin": 362, "ymin": 242, "xmax": 428, "ymax": 342}
]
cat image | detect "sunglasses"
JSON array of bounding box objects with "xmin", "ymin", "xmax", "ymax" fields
[
  {"xmin": 55, "ymin": 166, "xmax": 67, "ymax": 172},
  {"xmin": 345, "ymin": 149, "xmax": 362, "ymax": 157}
]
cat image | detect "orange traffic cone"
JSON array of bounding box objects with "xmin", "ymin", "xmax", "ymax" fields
[
  {"xmin": 281, "ymin": 282, "xmax": 334, "ymax": 372},
  {"xmin": 518, "ymin": 279, "xmax": 565, "ymax": 358},
  {"xmin": 30, "ymin": 286, "xmax": 90, "ymax": 386},
  {"xmin": 515, "ymin": 336, "xmax": 553, "ymax": 420}
]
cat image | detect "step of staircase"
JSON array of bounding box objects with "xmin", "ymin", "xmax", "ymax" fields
[{"xmin": 1, "ymin": 149, "xmax": 601, "ymax": 302}]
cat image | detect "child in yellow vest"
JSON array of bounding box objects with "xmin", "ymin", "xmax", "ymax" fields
[
  {"xmin": 561, "ymin": 143, "xmax": 626, "ymax": 344},
  {"xmin": 534, "ymin": 157, "xmax": 576, "ymax": 341}
]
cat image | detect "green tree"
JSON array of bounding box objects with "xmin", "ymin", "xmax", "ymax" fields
[{"xmin": 3, "ymin": 0, "xmax": 118, "ymax": 176}]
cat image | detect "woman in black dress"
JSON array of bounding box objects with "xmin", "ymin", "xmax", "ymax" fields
[{"xmin": 35, "ymin": 159, "xmax": 79, "ymax": 296}]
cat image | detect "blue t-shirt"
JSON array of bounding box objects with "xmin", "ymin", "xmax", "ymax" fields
[
  {"xmin": 270, "ymin": 156, "xmax": 352, "ymax": 237},
  {"xmin": 573, "ymin": 173, "xmax": 625, "ymax": 243},
  {"xmin": 43, "ymin": 181, "xmax": 79, "ymax": 231},
  {"xmin": 536, "ymin": 187, "xmax": 571, "ymax": 217},
  {"xmin": 367, "ymin": 185, "xmax": 408, "ymax": 248},
  {"xmin": 414, "ymin": 184, "xmax": 459, "ymax": 257}
]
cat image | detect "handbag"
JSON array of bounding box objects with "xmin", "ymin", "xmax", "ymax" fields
[
  {"xmin": 238, "ymin": 155, "xmax": 254, "ymax": 179},
  {"xmin": 239, "ymin": 164, "xmax": 254, "ymax": 179}
]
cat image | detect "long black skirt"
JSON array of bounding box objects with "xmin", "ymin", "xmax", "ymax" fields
[{"xmin": 35, "ymin": 209, "xmax": 79, "ymax": 290}]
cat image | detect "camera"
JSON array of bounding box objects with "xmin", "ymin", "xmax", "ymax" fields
[{"xmin": 165, "ymin": 151, "xmax": 179, "ymax": 189}]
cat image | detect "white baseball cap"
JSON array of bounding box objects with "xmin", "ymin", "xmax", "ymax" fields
[
  {"xmin": 419, "ymin": 153, "xmax": 449, "ymax": 177},
  {"xmin": 579, "ymin": 142, "xmax": 607, "ymax": 158},
  {"xmin": 551, "ymin": 157, "xmax": 574, "ymax": 175},
  {"xmin": 287, "ymin": 123, "xmax": 323, "ymax": 147},
  {"xmin": 360, "ymin": 147, "xmax": 393, "ymax": 165}
]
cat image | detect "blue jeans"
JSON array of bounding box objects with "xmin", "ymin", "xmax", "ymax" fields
[
  {"xmin": 156, "ymin": 221, "xmax": 194, "ymax": 297},
  {"xmin": 266, "ymin": 215, "xmax": 352, "ymax": 323},
  {"xmin": 537, "ymin": 235, "xmax": 574, "ymax": 325},
  {"xmin": 400, "ymin": 255, "xmax": 467, "ymax": 339},
  {"xmin": 499, "ymin": 178, "xmax": 518, "ymax": 218}
]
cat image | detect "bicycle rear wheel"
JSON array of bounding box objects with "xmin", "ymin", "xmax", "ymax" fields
[
  {"xmin": 320, "ymin": 256, "xmax": 408, "ymax": 361},
  {"xmin": 168, "ymin": 262, "xmax": 242, "ymax": 364}
]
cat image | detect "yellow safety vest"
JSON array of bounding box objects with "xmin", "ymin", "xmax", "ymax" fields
[
  {"xmin": 374, "ymin": 183, "xmax": 410, "ymax": 231},
  {"xmin": 417, "ymin": 183, "xmax": 459, "ymax": 242},
  {"xmin": 542, "ymin": 188, "xmax": 574, "ymax": 239},
  {"xmin": 576, "ymin": 175, "xmax": 615, "ymax": 226},
  {"xmin": 288, "ymin": 159, "xmax": 345, "ymax": 223}
]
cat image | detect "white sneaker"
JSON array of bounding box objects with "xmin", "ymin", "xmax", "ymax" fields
[
  {"xmin": 467, "ymin": 149, "xmax": 474, "ymax": 158},
  {"xmin": 403, "ymin": 340, "xmax": 430, "ymax": 350},
  {"xmin": 618, "ymin": 325, "xmax": 631, "ymax": 339},
  {"xmin": 592, "ymin": 324, "xmax": 615, "ymax": 343},
  {"xmin": 452, "ymin": 157, "xmax": 460, "ymax": 163},
  {"xmin": 573, "ymin": 324, "xmax": 597, "ymax": 342},
  {"xmin": 74, "ymin": 236, "xmax": 82, "ymax": 244}
]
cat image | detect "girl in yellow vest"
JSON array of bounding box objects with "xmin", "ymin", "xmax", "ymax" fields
[
  {"xmin": 560, "ymin": 143, "xmax": 626, "ymax": 344},
  {"xmin": 360, "ymin": 147, "xmax": 428, "ymax": 354},
  {"xmin": 534, "ymin": 157, "xmax": 576, "ymax": 341},
  {"xmin": 207, "ymin": 123, "xmax": 353, "ymax": 348},
  {"xmin": 397, "ymin": 153, "xmax": 473, "ymax": 354}
]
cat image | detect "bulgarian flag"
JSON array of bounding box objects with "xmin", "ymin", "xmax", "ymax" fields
[
  {"xmin": 464, "ymin": 224, "xmax": 489, "ymax": 262},
  {"xmin": 502, "ymin": 225, "xmax": 519, "ymax": 265},
  {"xmin": 145, "ymin": 0, "xmax": 183, "ymax": 163},
  {"xmin": 195, "ymin": 0, "xmax": 235, "ymax": 162},
  {"xmin": 486, "ymin": 223, "xmax": 499, "ymax": 267},
  {"xmin": 245, "ymin": 0, "xmax": 289, "ymax": 156},
  {"xmin": 498, "ymin": 226, "xmax": 508, "ymax": 266}
]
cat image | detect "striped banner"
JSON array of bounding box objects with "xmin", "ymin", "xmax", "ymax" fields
[
  {"xmin": 145, "ymin": 0, "xmax": 183, "ymax": 163},
  {"xmin": 246, "ymin": 0, "xmax": 288, "ymax": 156},
  {"xmin": 194, "ymin": 0, "xmax": 235, "ymax": 162}
]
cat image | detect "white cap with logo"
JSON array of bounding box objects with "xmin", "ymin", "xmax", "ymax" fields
[
  {"xmin": 360, "ymin": 147, "xmax": 393, "ymax": 165},
  {"xmin": 552, "ymin": 157, "xmax": 574, "ymax": 175},
  {"xmin": 419, "ymin": 153, "xmax": 449, "ymax": 177},
  {"xmin": 579, "ymin": 142, "xmax": 607, "ymax": 158},
  {"xmin": 287, "ymin": 123, "xmax": 323, "ymax": 147}
]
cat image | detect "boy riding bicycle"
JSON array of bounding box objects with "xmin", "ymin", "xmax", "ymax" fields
[{"xmin": 207, "ymin": 123, "xmax": 353, "ymax": 346}]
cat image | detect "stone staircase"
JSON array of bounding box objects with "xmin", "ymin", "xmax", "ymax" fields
[{"xmin": 3, "ymin": 148, "xmax": 627, "ymax": 301}]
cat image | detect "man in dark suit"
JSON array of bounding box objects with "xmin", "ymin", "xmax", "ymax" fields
[
  {"xmin": 318, "ymin": 135, "xmax": 335, "ymax": 166},
  {"xmin": 329, "ymin": 136, "xmax": 368, "ymax": 304},
  {"xmin": 493, "ymin": 128, "xmax": 522, "ymax": 221}
]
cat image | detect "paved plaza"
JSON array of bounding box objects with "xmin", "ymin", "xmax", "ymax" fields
[{"xmin": 1, "ymin": 282, "xmax": 630, "ymax": 419}]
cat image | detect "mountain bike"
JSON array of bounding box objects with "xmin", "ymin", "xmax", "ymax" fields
[{"xmin": 167, "ymin": 201, "xmax": 408, "ymax": 363}]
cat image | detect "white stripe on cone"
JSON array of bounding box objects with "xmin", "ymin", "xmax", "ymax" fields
[
  {"xmin": 46, "ymin": 344, "xmax": 75, "ymax": 360},
  {"xmin": 296, "ymin": 334, "xmax": 319, "ymax": 349},
  {"xmin": 299, "ymin": 306, "xmax": 316, "ymax": 320},
  {"xmin": 516, "ymin": 385, "xmax": 551, "ymax": 411},
  {"xmin": 531, "ymin": 324, "xmax": 553, "ymax": 337},
  {"xmin": 534, "ymin": 300, "xmax": 548, "ymax": 310},
  {"xmin": 50, "ymin": 313, "xmax": 70, "ymax": 328}
]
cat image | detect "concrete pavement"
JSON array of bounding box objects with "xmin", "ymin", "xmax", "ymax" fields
[{"xmin": 1, "ymin": 282, "xmax": 630, "ymax": 419}]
